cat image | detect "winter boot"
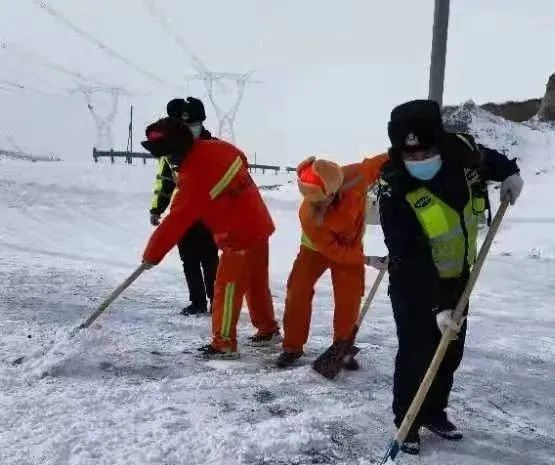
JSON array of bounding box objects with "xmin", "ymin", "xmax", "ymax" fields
[
  {"xmin": 196, "ymin": 344, "xmax": 239, "ymax": 360},
  {"xmin": 343, "ymin": 345, "xmax": 360, "ymax": 371},
  {"xmin": 343, "ymin": 357, "xmax": 360, "ymax": 371},
  {"xmin": 423, "ymin": 417, "xmax": 463, "ymax": 440},
  {"xmin": 276, "ymin": 351, "xmax": 303, "ymax": 368},
  {"xmin": 181, "ymin": 303, "xmax": 208, "ymax": 316},
  {"xmin": 400, "ymin": 428, "xmax": 421, "ymax": 455},
  {"xmin": 247, "ymin": 330, "xmax": 282, "ymax": 347}
]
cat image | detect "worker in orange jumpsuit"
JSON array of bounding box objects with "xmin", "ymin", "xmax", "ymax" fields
[
  {"xmin": 140, "ymin": 116, "xmax": 280, "ymax": 359},
  {"xmin": 277, "ymin": 154, "xmax": 388, "ymax": 368}
]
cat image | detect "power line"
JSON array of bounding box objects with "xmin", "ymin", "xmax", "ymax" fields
[
  {"xmin": 1, "ymin": 40, "xmax": 105, "ymax": 86},
  {"xmin": 6, "ymin": 136, "xmax": 24, "ymax": 153},
  {"xmin": 0, "ymin": 79, "xmax": 24, "ymax": 89},
  {"xmin": 0, "ymin": 130, "xmax": 24, "ymax": 153},
  {"xmin": 142, "ymin": 0, "xmax": 227, "ymax": 92},
  {"xmin": 31, "ymin": 0, "xmax": 180, "ymax": 89},
  {"xmin": 142, "ymin": 0, "xmax": 208, "ymax": 75},
  {"xmin": 1, "ymin": 41, "xmax": 152, "ymax": 97},
  {"xmin": 0, "ymin": 75, "xmax": 69, "ymax": 98}
]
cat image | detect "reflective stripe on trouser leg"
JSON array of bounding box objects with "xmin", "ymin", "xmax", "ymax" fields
[
  {"xmin": 211, "ymin": 249, "xmax": 248, "ymax": 351},
  {"xmin": 244, "ymin": 242, "xmax": 278, "ymax": 334},
  {"xmin": 221, "ymin": 282, "xmax": 236, "ymax": 341}
]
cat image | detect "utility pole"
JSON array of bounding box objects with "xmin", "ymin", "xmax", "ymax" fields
[
  {"xmin": 428, "ymin": 0, "xmax": 450, "ymax": 107},
  {"xmin": 126, "ymin": 105, "xmax": 135, "ymax": 163},
  {"xmin": 130, "ymin": 105, "xmax": 134, "ymax": 153}
]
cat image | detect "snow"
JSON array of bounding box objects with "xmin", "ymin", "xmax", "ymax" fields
[{"xmin": 1, "ymin": 109, "xmax": 554, "ymax": 465}]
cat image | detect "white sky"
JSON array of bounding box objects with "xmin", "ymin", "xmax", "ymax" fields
[{"xmin": 0, "ymin": 0, "xmax": 553, "ymax": 164}]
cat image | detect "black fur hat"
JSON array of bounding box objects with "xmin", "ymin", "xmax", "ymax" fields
[
  {"xmin": 388, "ymin": 100, "xmax": 444, "ymax": 152},
  {"xmin": 166, "ymin": 97, "xmax": 206, "ymax": 123}
]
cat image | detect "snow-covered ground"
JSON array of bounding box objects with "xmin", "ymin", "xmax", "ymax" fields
[{"xmin": 1, "ymin": 109, "xmax": 554, "ymax": 465}]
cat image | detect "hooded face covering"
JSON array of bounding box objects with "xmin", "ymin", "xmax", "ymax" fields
[{"xmin": 404, "ymin": 154, "xmax": 442, "ymax": 181}]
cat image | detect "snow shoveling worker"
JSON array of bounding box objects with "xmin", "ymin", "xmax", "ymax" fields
[
  {"xmin": 276, "ymin": 152, "xmax": 389, "ymax": 369},
  {"xmin": 140, "ymin": 116, "xmax": 281, "ymax": 360},
  {"xmin": 149, "ymin": 97, "xmax": 219, "ymax": 316},
  {"xmin": 378, "ymin": 99, "xmax": 523, "ymax": 455}
]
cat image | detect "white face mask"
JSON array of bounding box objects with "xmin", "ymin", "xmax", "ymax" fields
[{"xmin": 188, "ymin": 123, "xmax": 202, "ymax": 139}]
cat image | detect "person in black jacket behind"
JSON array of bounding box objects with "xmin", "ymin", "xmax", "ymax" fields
[
  {"xmin": 149, "ymin": 97, "xmax": 219, "ymax": 316},
  {"xmin": 378, "ymin": 100, "xmax": 524, "ymax": 455}
]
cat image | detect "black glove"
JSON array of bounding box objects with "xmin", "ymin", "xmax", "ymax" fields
[{"xmin": 150, "ymin": 213, "xmax": 161, "ymax": 226}]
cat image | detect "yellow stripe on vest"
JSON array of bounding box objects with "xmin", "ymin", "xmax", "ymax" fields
[
  {"xmin": 301, "ymin": 231, "xmax": 318, "ymax": 251},
  {"xmin": 210, "ymin": 157, "xmax": 243, "ymax": 200},
  {"xmin": 221, "ymin": 282, "xmax": 236, "ymax": 340}
]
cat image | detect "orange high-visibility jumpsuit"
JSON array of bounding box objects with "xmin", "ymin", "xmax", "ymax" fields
[
  {"xmin": 282, "ymin": 154, "xmax": 388, "ymax": 353},
  {"xmin": 143, "ymin": 139, "xmax": 279, "ymax": 351}
]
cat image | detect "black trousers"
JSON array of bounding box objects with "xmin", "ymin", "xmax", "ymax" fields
[
  {"xmin": 390, "ymin": 278, "xmax": 468, "ymax": 428},
  {"xmin": 177, "ymin": 221, "xmax": 219, "ymax": 309}
]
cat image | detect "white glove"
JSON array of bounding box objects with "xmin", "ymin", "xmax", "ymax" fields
[
  {"xmin": 436, "ymin": 309, "xmax": 464, "ymax": 340},
  {"xmin": 500, "ymin": 173, "xmax": 523, "ymax": 205},
  {"xmin": 365, "ymin": 255, "xmax": 388, "ymax": 270}
]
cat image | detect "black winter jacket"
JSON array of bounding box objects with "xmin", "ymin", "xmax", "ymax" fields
[
  {"xmin": 378, "ymin": 132, "xmax": 519, "ymax": 311},
  {"xmin": 149, "ymin": 128, "xmax": 214, "ymax": 215}
]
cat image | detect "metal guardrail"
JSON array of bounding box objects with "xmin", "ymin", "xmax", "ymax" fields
[
  {"xmin": 1, "ymin": 149, "xmax": 61, "ymax": 162},
  {"xmin": 92, "ymin": 148, "xmax": 296, "ymax": 173},
  {"xmin": 92, "ymin": 148, "xmax": 149, "ymax": 164}
]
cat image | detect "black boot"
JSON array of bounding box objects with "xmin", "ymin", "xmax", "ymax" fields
[
  {"xmin": 343, "ymin": 345, "xmax": 360, "ymax": 370},
  {"xmin": 343, "ymin": 357, "xmax": 360, "ymax": 371},
  {"xmin": 181, "ymin": 303, "xmax": 208, "ymax": 316},
  {"xmin": 248, "ymin": 330, "xmax": 282, "ymax": 347},
  {"xmin": 276, "ymin": 351, "xmax": 303, "ymax": 368},
  {"xmin": 400, "ymin": 428, "xmax": 421, "ymax": 455},
  {"xmin": 196, "ymin": 344, "xmax": 239, "ymax": 360},
  {"xmin": 423, "ymin": 416, "xmax": 463, "ymax": 440}
]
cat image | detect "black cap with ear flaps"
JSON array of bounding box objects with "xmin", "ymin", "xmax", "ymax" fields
[
  {"xmin": 166, "ymin": 97, "xmax": 206, "ymax": 123},
  {"xmin": 387, "ymin": 99, "xmax": 444, "ymax": 152}
]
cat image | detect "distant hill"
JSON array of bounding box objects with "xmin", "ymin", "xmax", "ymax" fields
[{"xmin": 444, "ymin": 98, "xmax": 541, "ymax": 127}]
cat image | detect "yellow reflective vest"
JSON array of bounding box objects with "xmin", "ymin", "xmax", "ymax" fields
[{"xmin": 405, "ymin": 173, "xmax": 484, "ymax": 278}]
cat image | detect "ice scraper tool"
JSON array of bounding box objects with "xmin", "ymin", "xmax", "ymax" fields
[{"xmin": 312, "ymin": 261, "xmax": 388, "ymax": 379}]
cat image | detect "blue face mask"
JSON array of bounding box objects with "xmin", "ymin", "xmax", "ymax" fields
[
  {"xmin": 188, "ymin": 123, "xmax": 203, "ymax": 139},
  {"xmin": 404, "ymin": 154, "xmax": 442, "ymax": 181}
]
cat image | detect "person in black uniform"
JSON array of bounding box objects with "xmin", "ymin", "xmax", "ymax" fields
[
  {"xmin": 149, "ymin": 97, "xmax": 219, "ymax": 316},
  {"xmin": 378, "ymin": 100, "xmax": 524, "ymax": 455}
]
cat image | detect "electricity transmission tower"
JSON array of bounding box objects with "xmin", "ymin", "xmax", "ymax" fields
[
  {"xmin": 75, "ymin": 86, "xmax": 123, "ymax": 150},
  {"xmin": 141, "ymin": 1, "xmax": 259, "ymax": 141},
  {"xmin": 190, "ymin": 72, "xmax": 260, "ymax": 142}
]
